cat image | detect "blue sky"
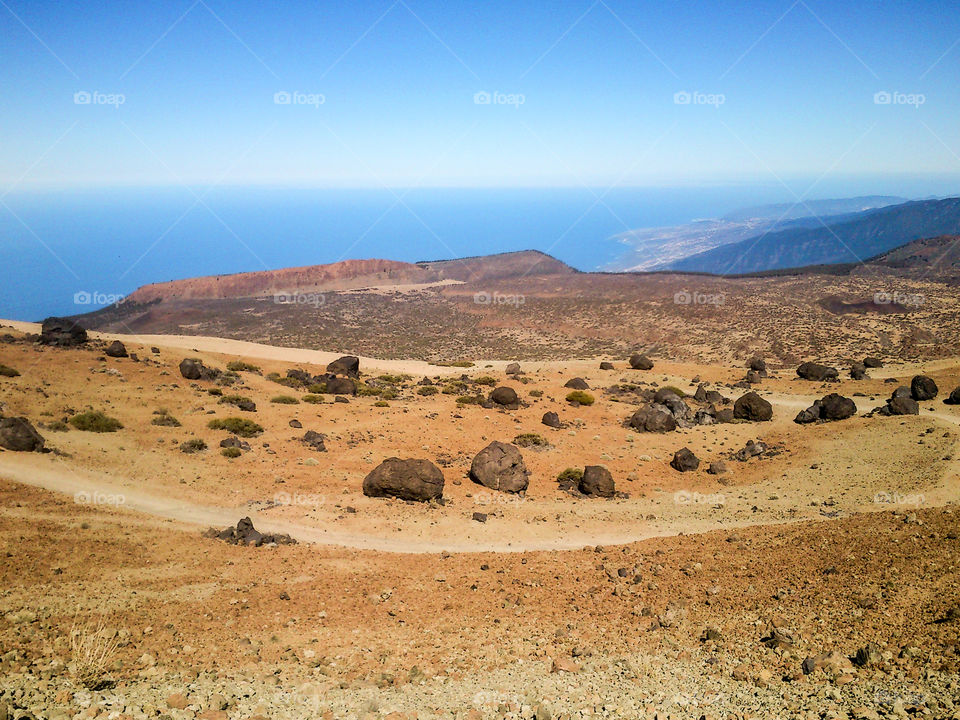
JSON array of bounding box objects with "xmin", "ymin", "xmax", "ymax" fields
[{"xmin": 2, "ymin": 0, "xmax": 960, "ymax": 189}]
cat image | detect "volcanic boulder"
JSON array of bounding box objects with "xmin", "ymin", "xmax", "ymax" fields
[
  {"xmin": 599, "ymin": 361, "xmax": 615, "ymax": 370},
  {"xmin": 629, "ymin": 354, "xmax": 654, "ymax": 370},
  {"xmin": 469, "ymin": 441, "xmax": 529, "ymax": 493},
  {"xmin": 301, "ymin": 430, "xmax": 326, "ymax": 452},
  {"xmin": 794, "ymin": 402, "xmax": 821, "ymax": 424},
  {"xmin": 326, "ymin": 377, "xmax": 357, "ymax": 395},
  {"xmin": 326, "ymin": 355, "xmax": 359, "ymax": 377},
  {"xmin": 796, "ymin": 362, "xmax": 839, "ymax": 382},
  {"xmin": 748, "ymin": 357, "xmax": 768, "ymax": 376},
  {"xmin": 0, "ymin": 417, "xmax": 45, "ymax": 452},
  {"xmin": 505, "ymin": 362, "xmax": 521, "ymax": 375},
  {"xmin": 39, "ymin": 317, "xmax": 87, "ymax": 347},
  {"xmin": 863, "ymin": 357, "xmax": 884, "ymax": 368},
  {"xmin": 179, "ymin": 358, "xmax": 220, "ymax": 381},
  {"xmin": 541, "ymin": 411, "xmax": 562, "ymax": 428},
  {"xmin": 820, "ymin": 393, "xmax": 857, "ymax": 421},
  {"xmin": 579, "ymin": 465, "xmax": 615, "ymax": 498},
  {"xmin": 629, "ymin": 405, "xmax": 677, "ymax": 433},
  {"xmin": 884, "ymin": 395, "xmax": 919, "ymax": 416},
  {"xmin": 362, "ymin": 458, "xmax": 445, "ymax": 502},
  {"xmin": 104, "ymin": 340, "xmax": 128, "ymax": 358},
  {"xmin": 945, "ymin": 387, "xmax": 960, "ymax": 405},
  {"xmin": 670, "ymin": 447, "xmax": 700, "ymax": 472},
  {"xmin": 564, "ymin": 378, "xmax": 590, "ymax": 390},
  {"xmin": 734, "ymin": 392, "xmax": 773, "ymax": 422},
  {"xmin": 911, "ymin": 375, "xmax": 938, "ymax": 401},
  {"xmin": 489, "ymin": 386, "xmax": 520, "ymax": 409},
  {"xmin": 849, "ymin": 362, "xmax": 867, "ymax": 380}
]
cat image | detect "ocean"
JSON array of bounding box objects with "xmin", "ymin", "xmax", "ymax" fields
[{"xmin": 0, "ymin": 185, "xmax": 795, "ymax": 321}]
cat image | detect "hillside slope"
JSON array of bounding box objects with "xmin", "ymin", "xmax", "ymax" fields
[{"xmin": 664, "ymin": 197, "xmax": 960, "ymax": 274}]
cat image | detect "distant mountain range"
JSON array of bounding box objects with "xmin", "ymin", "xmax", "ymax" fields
[
  {"xmin": 658, "ymin": 197, "xmax": 960, "ymax": 274},
  {"xmin": 604, "ymin": 196, "xmax": 906, "ymax": 271}
]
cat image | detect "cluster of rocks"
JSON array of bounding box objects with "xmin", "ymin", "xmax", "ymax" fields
[
  {"xmin": 628, "ymin": 386, "xmax": 771, "ymax": 433},
  {"xmin": 178, "ymin": 358, "xmax": 222, "ymax": 382},
  {"xmin": 38, "ymin": 317, "xmax": 87, "ymax": 347},
  {"xmin": 873, "ymin": 375, "xmax": 939, "ymax": 416},
  {"xmin": 287, "ymin": 357, "xmax": 359, "ymax": 395},
  {"xmin": 795, "ymin": 393, "xmax": 857, "ymax": 424},
  {"xmin": 204, "ymin": 517, "xmax": 296, "ymax": 546}
]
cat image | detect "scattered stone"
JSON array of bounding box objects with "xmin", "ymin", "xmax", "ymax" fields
[
  {"xmin": 629, "ymin": 405, "xmax": 677, "ymax": 433},
  {"xmin": 599, "ymin": 361, "xmax": 615, "ymax": 370},
  {"xmin": 326, "ymin": 377, "xmax": 357, "ymax": 395},
  {"xmin": 541, "ymin": 411, "xmax": 561, "ymax": 428},
  {"xmin": 505, "ymin": 362, "xmax": 521, "ymax": 375},
  {"xmin": 104, "ymin": 340, "xmax": 128, "ymax": 358},
  {"xmin": 179, "ymin": 358, "xmax": 220, "ymax": 381},
  {"xmin": 206, "ymin": 517, "xmax": 296, "ymax": 546},
  {"xmin": 301, "ymin": 430, "xmax": 326, "ymax": 452},
  {"xmin": 564, "ymin": 377, "xmax": 590, "ymax": 390},
  {"xmin": 863, "ymin": 357, "xmax": 884, "ymax": 368},
  {"xmin": 850, "ymin": 361, "xmax": 867, "ymax": 380},
  {"xmin": 472, "ymin": 512, "xmax": 487, "ymax": 523},
  {"xmin": 579, "ymin": 465, "xmax": 615, "ymax": 498},
  {"xmin": 489, "ymin": 386, "xmax": 520, "ymax": 409},
  {"xmin": 796, "ymin": 362, "xmax": 839, "ymax": 381},
  {"xmin": 670, "ymin": 447, "xmax": 700, "ymax": 472},
  {"xmin": 707, "ymin": 461, "xmax": 727, "ymax": 475},
  {"xmin": 945, "ymin": 387, "xmax": 960, "ymax": 405}
]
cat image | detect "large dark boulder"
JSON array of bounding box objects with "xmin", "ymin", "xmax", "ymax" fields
[
  {"xmin": 505, "ymin": 362, "xmax": 521, "ymax": 375},
  {"xmin": 670, "ymin": 447, "xmax": 700, "ymax": 472},
  {"xmin": 564, "ymin": 377, "xmax": 590, "ymax": 390},
  {"xmin": 579, "ymin": 465, "xmax": 615, "ymax": 498},
  {"xmin": 734, "ymin": 392, "xmax": 773, "ymax": 422},
  {"xmin": 0, "ymin": 417, "xmax": 45, "ymax": 452},
  {"xmin": 629, "ymin": 354, "xmax": 654, "ymax": 370},
  {"xmin": 362, "ymin": 458, "xmax": 445, "ymax": 502},
  {"xmin": 326, "ymin": 377, "xmax": 357, "ymax": 395},
  {"xmin": 849, "ymin": 362, "xmax": 867, "ymax": 380},
  {"xmin": 179, "ymin": 358, "xmax": 220, "ymax": 381},
  {"xmin": 39, "ymin": 317, "xmax": 87, "ymax": 347},
  {"xmin": 863, "ymin": 357, "xmax": 884, "ymax": 368},
  {"xmin": 599, "ymin": 361, "xmax": 615, "ymax": 370},
  {"xmin": 489, "ymin": 386, "xmax": 520, "ymax": 409},
  {"xmin": 469, "ymin": 441, "xmax": 528, "ymax": 493},
  {"xmin": 748, "ymin": 357, "xmax": 767, "ymax": 375},
  {"xmin": 794, "ymin": 402, "xmax": 821, "ymax": 424},
  {"xmin": 820, "ymin": 393, "xmax": 856, "ymax": 421},
  {"xmin": 911, "ymin": 375, "xmax": 938, "ymax": 401},
  {"xmin": 629, "ymin": 405, "xmax": 677, "ymax": 433},
  {"xmin": 886, "ymin": 396, "xmax": 919, "ymax": 416},
  {"xmin": 945, "ymin": 387, "xmax": 960, "ymax": 405},
  {"xmin": 104, "ymin": 340, "xmax": 128, "ymax": 358},
  {"xmin": 796, "ymin": 362, "xmax": 839, "ymax": 382},
  {"xmin": 326, "ymin": 356, "xmax": 359, "ymax": 377},
  {"xmin": 541, "ymin": 411, "xmax": 561, "ymax": 428},
  {"xmin": 653, "ymin": 388, "xmax": 681, "ymax": 404}
]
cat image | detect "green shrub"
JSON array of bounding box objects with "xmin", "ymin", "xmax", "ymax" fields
[
  {"xmin": 377, "ymin": 374, "xmax": 409, "ymax": 384},
  {"xmin": 207, "ymin": 388, "xmax": 223, "ymax": 396},
  {"xmin": 379, "ymin": 389, "xmax": 397, "ymax": 400},
  {"xmin": 45, "ymin": 420, "xmax": 69, "ymax": 432},
  {"xmin": 216, "ymin": 371, "xmax": 239, "ymax": 386},
  {"xmin": 219, "ymin": 395, "xmax": 256, "ymax": 411},
  {"xmin": 271, "ymin": 395, "xmax": 299, "ymax": 404},
  {"xmin": 417, "ymin": 386, "xmax": 439, "ymax": 396},
  {"xmin": 514, "ymin": 433, "xmax": 548, "ymax": 448},
  {"xmin": 456, "ymin": 395, "xmax": 483, "ymax": 405},
  {"xmin": 207, "ymin": 417, "xmax": 264, "ymax": 437},
  {"xmin": 565, "ymin": 390, "xmax": 595, "ymax": 406},
  {"xmin": 474, "ymin": 376, "xmax": 496, "ymax": 386},
  {"xmin": 302, "ymin": 394, "xmax": 324, "ymax": 404},
  {"xmin": 0, "ymin": 364, "xmax": 20, "ymax": 378},
  {"xmin": 69, "ymin": 411, "xmax": 123, "ymax": 433},
  {"xmin": 373, "ymin": 400, "xmax": 389, "ymax": 407},
  {"xmin": 529, "ymin": 389, "xmax": 543, "ymax": 398},
  {"xmin": 432, "ymin": 360, "xmax": 474, "ymax": 368},
  {"xmin": 356, "ymin": 384, "xmax": 382, "ymax": 397},
  {"xmin": 151, "ymin": 414, "xmax": 181, "ymax": 427},
  {"xmin": 271, "ymin": 375, "xmax": 303, "ymax": 389},
  {"xmin": 442, "ymin": 381, "xmax": 466, "ymax": 395},
  {"xmin": 180, "ymin": 438, "xmax": 207, "ymax": 453},
  {"xmin": 221, "ymin": 447, "xmax": 242, "ymax": 458},
  {"xmin": 557, "ymin": 467, "xmax": 584, "ymax": 483},
  {"xmin": 226, "ymin": 360, "xmax": 260, "ymax": 373}
]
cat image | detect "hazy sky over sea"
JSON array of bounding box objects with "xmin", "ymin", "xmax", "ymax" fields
[{"xmin": 2, "ymin": 1, "xmax": 959, "ymax": 189}]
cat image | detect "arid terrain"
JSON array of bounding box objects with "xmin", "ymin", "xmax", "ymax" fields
[{"xmin": 0, "ymin": 302, "xmax": 959, "ymax": 718}]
